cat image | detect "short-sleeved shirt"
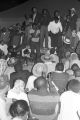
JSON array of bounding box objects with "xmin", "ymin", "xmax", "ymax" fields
[
  {"xmin": 58, "ymin": 91, "xmax": 80, "ymax": 120},
  {"xmin": 28, "ymin": 89, "xmax": 60, "ymax": 120}
]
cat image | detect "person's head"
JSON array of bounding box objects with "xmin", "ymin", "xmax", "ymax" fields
[
  {"xmin": 71, "ymin": 63, "xmax": 79, "ymax": 72},
  {"xmin": 67, "ymin": 79, "xmax": 80, "ymax": 93},
  {"xmin": 55, "ymin": 63, "xmax": 64, "ymax": 71},
  {"xmin": 9, "ymin": 100, "xmax": 29, "ymax": 119},
  {"xmin": 31, "ymin": 7, "xmax": 37, "ymax": 14},
  {"xmin": 54, "ymin": 17, "xmax": 59, "ymax": 23},
  {"xmin": 1, "ymin": 40, "xmax": 4, "ymax": 45},
  {"xmin": 34, "ymin": 76, "xmax": 47, "ymax": 90},
  {"xmin": 70, "ymin": 8, "xmax": 76, "ymax": 16},
  {"xmin": 74, "ymin": 69, "xmax": 80, "ymax": 77},
  {"xmin": 42, "ymin": 9, "xmax": 49, "ymax": 15},
  {"xmin": 54, "ymin": 10, "xmax": 60, "ymax": 18}
]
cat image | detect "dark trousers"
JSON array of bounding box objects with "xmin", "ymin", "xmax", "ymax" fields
[
  {"xmin": 30, "ymin": 41, "xmax": 40, "ymax": 58},
  {"xmin": 40, "ymin": 25, "xmax": 48, "ymax": 48},
  {"xmin": 50, "ymin": 32, "xmax": 62, "ymax": 48}
]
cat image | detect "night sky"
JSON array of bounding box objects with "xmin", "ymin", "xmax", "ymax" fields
[{"xmin": 0, "ymin": 0, "xmax": 80, "ymax": 27}]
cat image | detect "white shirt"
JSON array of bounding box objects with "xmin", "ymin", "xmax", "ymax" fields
[
  {"xmin": 58, "ymin": 91, "xmax": 80, "ymax": 120},
  {"xmin": 0, "ymin": 97, "xmax": 11, "ymax": 120},
  {"xmin": 0, "ymin": 44, "xmax": 8, "ymax": 55},
  {"xmin": 4, "ymin": 67, "xmax": 15, "ymax": 80},
  {"xmin": 26, "ymin": 75, "xmax": 37, "ymax": 91},
  {"xmin": 48, "ymin": 21, "xmax": 62, "ymax": 34},
  {"xmin": 7, "ymin": 90, "xmax": 29, "ymax": 105}
]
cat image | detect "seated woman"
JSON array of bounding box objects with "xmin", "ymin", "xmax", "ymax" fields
[{"xmin": 9, "ymin": 100, "xmax": 29, "ymax": 120}]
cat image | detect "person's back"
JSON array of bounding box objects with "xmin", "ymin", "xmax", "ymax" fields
[
  {"xmin": 51, "ymin": 63, "xmax": 69, "ymax": 94},
  {"xmin": 58, "ymin": 79, "xmax": 80, "ymax": 120},
  {"xmin": 10, "ymin": 61, "xmax": 30, "ymax": 88},
  {"xmin": 28, "ymin": 76, "xmax": 59, "ymax": 120}
]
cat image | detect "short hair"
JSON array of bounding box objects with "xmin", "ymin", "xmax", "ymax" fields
[
  {"xmin": 34, "ymin": 76, "xmax": 47, "ymax": 90},
  {"xmin": 9, "ymin": 100, "xmax": 29, "ymax": 118},
  {"xmin": 74, "ymin": 69, "xmax": 80, "ymax": 77},
  {"xmin": 67, "ymin": 79, "xmax": 80, "ymax": 93},
  {"xmin": 55, "ymin": 63, "xmax": 64, "ymax": 71},
  {"xmin": 71, "ymin": 63, "xmax": 79, "ymax": 72}
]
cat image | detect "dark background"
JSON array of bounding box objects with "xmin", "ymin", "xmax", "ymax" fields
[{"xmin": 0, "ymin": 0, "xmax": 80, "ymax": 27}]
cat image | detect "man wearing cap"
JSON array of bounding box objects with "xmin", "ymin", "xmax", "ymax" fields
[{"xmin": 28, "ymin": 76, "xmax": 60, "ymax": 120}]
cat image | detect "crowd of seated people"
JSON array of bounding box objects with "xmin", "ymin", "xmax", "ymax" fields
[{"xmin": 0, "ymin": 6, "xmax": 80, "ymax": 120}]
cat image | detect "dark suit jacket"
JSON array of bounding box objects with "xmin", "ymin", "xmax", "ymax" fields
[{"xmin": 10, "ymin": 70, "xmax": 30, "ymax": 88}]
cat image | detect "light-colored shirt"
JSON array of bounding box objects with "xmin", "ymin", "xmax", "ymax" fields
[
  {"xmin": 48, "ymin": 21, "xmax": 62, "ymax": 34},
  {"xmin": 58, "ymin": 91, "xmax": 80, "ymax": 120},
  {"xmin": 7, "ymin": 89, "xmax": 29, "ymax": 105},
  {"xmin": 44, "ymin": 62, "xmax": 56, "ymax": 74},
  {"xmin": 0, "ymin": 44, "xmax": 8, "ymax": 55},
  {"xmin": 0, "ymin": 97, "xmax": 11, "ymax": 120},
  {"xmin": 26, "ymin": 75, "xmax": 37, "ymax": 91},
  {"xmin": 4, "ymin": 67, "xmax": 15, "ymax": 80}
]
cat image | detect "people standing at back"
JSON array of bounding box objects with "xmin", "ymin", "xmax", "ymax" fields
[
  {"xmin": 40, "ymin": 9, "xmax": 51, "ymax": 49},
  {"xmin": 48, "ymin": 16, "xmax": 63, "ymax": 49}
]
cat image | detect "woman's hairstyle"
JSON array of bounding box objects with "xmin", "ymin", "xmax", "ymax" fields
[{"xmin": 9, "ymin": 100, "xmax": 29, "ymax": 117}]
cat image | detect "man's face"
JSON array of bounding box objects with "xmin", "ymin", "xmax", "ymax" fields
[{"xmin": 33, "ymin": 8, "xmax": 37, "ymax": 14}]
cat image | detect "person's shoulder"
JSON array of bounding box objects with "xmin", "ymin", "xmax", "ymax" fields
[
  {"xmin": 23, "ymin": 70, "xmax": 30, "ymax": 75},
  {"xmin": 28, "ymin": 89, "xmax": 37, "ymax": 95}
]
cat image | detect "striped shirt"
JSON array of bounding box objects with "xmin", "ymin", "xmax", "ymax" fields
[{"xmin": 28, "ymin": 90, "xmax": 60, "ymax": 120}]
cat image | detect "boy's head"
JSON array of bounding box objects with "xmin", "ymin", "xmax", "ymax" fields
[
  {"xmin": 34, "ymin": 76, "xmax": 47, "ymax": 90},
  {"xmin": 71, "ymin": 63, "xmax": 79, "ymax": 72},
  {"xmin": 55, "ymin": 63, "xmax": 64, "ymax": 72},
  {"xmin": 9, "ymin": 100, "xmax": 29, "ymax": 118},
  {"xmin": 67, "ymin": 79, "xmax": 80, "ymax": 93}
]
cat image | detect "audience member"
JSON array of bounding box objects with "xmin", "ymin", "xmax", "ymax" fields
[
  {"xmin": 9, "ymin": 100, "xmax": 29, "ymax": 120},
  {"xmin": 51, "ymin": 62, "xmax": 69, "ymax": 94},
  {"xmin": 28, "ymin": 76, "xmax": 60, "ymax": 120},
  {"xmin": 58, "ymin": 79, "xmax": 80, "ymax": 120}
]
